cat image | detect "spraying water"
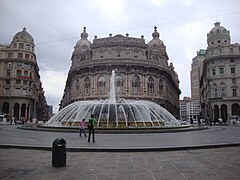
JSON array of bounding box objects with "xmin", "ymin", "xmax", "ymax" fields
[
  {"xmin": 46, "ymin": 71, "xmax": 181, "ymax": 128},
  {"xmin": 109, "ymin": 70, "xmax": 116, "ymax": 104}
]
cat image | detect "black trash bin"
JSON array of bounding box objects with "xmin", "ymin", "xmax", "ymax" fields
[{"xmin": 52, "ymin": 138, "xmax": 67, "ymax": 167}]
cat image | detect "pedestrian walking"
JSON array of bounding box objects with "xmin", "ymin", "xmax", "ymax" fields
[
  {"xmin": 79, "ymin": 119, "xmax": 87, "ymax": 137},
  {"xmin": 88, "ymin": 114, "xmax": 96, "ymax": 142}
]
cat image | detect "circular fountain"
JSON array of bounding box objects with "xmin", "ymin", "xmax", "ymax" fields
[{"xmin": 46, "ymin": 70, "xmax": 182, "ymax": 129}]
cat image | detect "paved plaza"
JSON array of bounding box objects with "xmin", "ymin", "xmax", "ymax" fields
[{"xmin": 0, "ymin": 125, "xmax": 240, "ymax": 179}]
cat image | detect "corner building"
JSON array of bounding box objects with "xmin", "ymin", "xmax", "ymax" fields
[
  {"xmin": 201, "ymin": 22, "xmax": 240, "ymax": 122},
  {"xmin": 0, "ymin": 28, "xmax": 48, "ymax": 122},
  {"xmin": 60, "ymin": 27, "xmax": 181, "ymax": 118}
]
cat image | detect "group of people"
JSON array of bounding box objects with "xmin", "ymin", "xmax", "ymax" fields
[{"xmin": 79, "ymin": 114, "xmax": 96, "ymax": 142}]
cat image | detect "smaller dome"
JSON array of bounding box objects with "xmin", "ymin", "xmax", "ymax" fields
[
  {"xmin": 209, "ymin": 22, "xmax": 228, "ymax": 34},
  {"xmin": 75, "ymin": 27, "xmax": 91, "ymax": 49},
  {"xmin": 207, "ymin": 22, "xmax": 230, "ymax": 47},
  {"xmin": 13, "ymin": 27, "xmax": 34, "ymax": 44},
  {"xmin": 148, "ymin": 26, "xmax": 164, "ymax": 47}
]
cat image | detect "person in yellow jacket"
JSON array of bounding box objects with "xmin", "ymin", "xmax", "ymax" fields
[{"xmin": 88, "ymin": 114, "xmax": 96, "ymax": 142}]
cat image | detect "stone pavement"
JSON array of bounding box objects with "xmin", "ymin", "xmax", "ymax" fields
[
  {"xmin": 1, "ymin": 125, "xmax": 240, "ymax": 179},
  {"xmin": 0, "ymin": 147, "xmax": 240, "ymax": 180},
  {"xmin": 0, "ymin": 125, "xmax": 240, "ymax": 151}
]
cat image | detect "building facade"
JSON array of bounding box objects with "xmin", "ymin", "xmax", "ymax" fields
[
  {"xmin": 200, "ymin": 22, "xmax": 240, "ymax": 123},
  {"xmin": 191, "ymin": 49, "xmax": 206, "ymax": 101},
  {"xmin": 180, "ymin": 96, "xmax": 191, "ymax": 121},
  {"xmin": 0, "ymin": 28, "xmax": 48, "ymax": 122},
  {"xmin": 180, "ymin": 96, "xmax": 200, "ymax": 123},
  {"xmin": 60, "ymin": 27, "xmax": 181, "ymax": 117}
]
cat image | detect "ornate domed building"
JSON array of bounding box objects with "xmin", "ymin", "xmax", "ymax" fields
[
  {"xmin": 0, "ymin": 28, "xmax": 48, "ymax": 122},
  {"xmin": 201, "ymin": 22, "xmax": 240, "ymax": 122},
  {"xmin": 60, "ymin": 27, "xmax": 181, "ymax": 118}
]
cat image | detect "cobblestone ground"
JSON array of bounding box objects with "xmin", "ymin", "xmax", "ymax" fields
[{"xmin": 1, "ymin": 147, "xmax": 240, "ymax": 180}]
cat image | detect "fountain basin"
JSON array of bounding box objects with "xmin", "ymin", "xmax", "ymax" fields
[{"xmin": 46, "ymin": 99, "xmax": 181, "ymax": 128}]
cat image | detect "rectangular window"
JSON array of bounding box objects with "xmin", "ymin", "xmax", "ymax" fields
[
  {"xmin": 24, "ymin": 70, "xmax": 28, "ymax": 76},
  {"xmin": 4, "ymin": 88, "xmax": 10, "ymax": 95},
  {"xmin": 16, "ymin": 80, "xmax": 21, "ymax": 84},
  {"xmin": 16, "ymin": 70, "xmax": 21, "ymax": 76},
  {"xmin": 22, "ymin": 88, "xmax": 28, "ymax": 95},
  {"xmin": 214, "ymin": 88, "xmax": 218, "ymax": 98},
  {"xmin": 18, "ymin": 53, "xmax": 23, "ymax": 59},
  {"xmin": 233, "ymin": 89, "xmax": 237, "ymax": 97},
  {"xmin": 16, "ymin": 62, "xmax": 22, "ymax": 67},
  {"xmin": 230, "ymin": 58, "xmax": 235, "ymax": 62},
  {"xmin": 7, "ymin": 52, "xmax": 13, "ymax": 58},
  {"xmin": 24, "ymin": 63, "xmax": 29, "ymax": 68},
  {"xmin": 25, "ymin": 54, "xmax": 29, "ymax": 59},
  {"xmin": 15, "ymin": 88, "xmax": 21, "ymax": 95},
  {"xmin": 212, "ymin": 69, "xmax": 216, "ymax": 75},
  {"xmin": 230, "ymin": 48, "xmax": 233, "ymax": 53},
  {"xmin": 6, "ymin": 70, "xmax": 11, "ymax": 77},
  {"xmin": 231, "ymin": 67, "xmax": 235, "ymax": 74},
  {"xmin": 219, "ymin": 48, "xmax": 222, "ymax": 53},
  {"xmin": 23, "ymin": 80, "xmax": 28, "ymax": 85},
  {"xmin": 5, "ymin": 80, "xmax": 10, "ymax": 85},
  {"xmin": 26, "ymin": 44, "xmax": 30, "ymax": 50},
  {"xmin": 232, "ymin": 78, "xmax": 236, "ymax": 84},
  {"xmin": 221, "ymin": 88, "xmax": 226, "ymax": 97},
  {"xmin": 13, "ymin": 43, "xmax": 17, "ymax": 48},
  {"xmin": 219, "ymin": 68, "xmax": 224, "ymax": 74},
  {"xmin": 19, "ymin": 43, "xmax": 24, "ymax": 49}
]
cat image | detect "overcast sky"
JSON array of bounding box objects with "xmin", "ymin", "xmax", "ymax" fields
[{"xmin": 0, "ymin": 0, "xmax": 239, "ymax": 113}]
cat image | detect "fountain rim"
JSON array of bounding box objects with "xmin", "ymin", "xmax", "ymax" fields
[{"xmin": 18, "ymin": 124, "xmax": 209, "ymax": 134}]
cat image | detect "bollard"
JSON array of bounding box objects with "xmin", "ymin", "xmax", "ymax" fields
[{"xmin": 52, "ymin": 138, "xmax": 67, "ymax": 167}]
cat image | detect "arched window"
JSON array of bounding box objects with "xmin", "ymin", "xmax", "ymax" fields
[
  {"xmin": 220, "ymin": 104, "xmax": 227, "ymax": 123},
  {"xmin": 147, "ymin": 77, "xmax": 154, "ymax": 95},
  {"xmin": 84, "ymin": 77, "xmax": 91, "ymax": 94},
  {"xmin": 97, "ymin": 75, "xmax": 106, "ymax": 95},
  {"xmin": 21, "ymin": 103, "xmax": 26, "ymax": 118},
  {"xmin": 115, "ymin": 75, "xmax": 123, "ymax": 94},
  {"xmin": 159, "ymin": 79, "xmax": 163, "ymax": 95},
  {"xmin": 132, "ymin": 75, "xmax": 141, "ymax": 94},
  {"xmin": 213, "ymin": 105, "xmax": 219, "ymax": 122},
  {"xmin": 232, "ymin": 103, "xmax": 240, "ymax": 116},
  {"xmin": 75, "ymin": 78, "xmax": 79, "ymax": 90},
  {"xmin": 14, "ymin": 103, "xmax": 20, "ymax": 120},
  {"xmin": 2, "ymin": 102, "xmax": 9, "ymax": 114}
]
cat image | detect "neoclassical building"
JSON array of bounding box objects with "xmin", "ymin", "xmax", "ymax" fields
[
  {"xmin": 200, "ymin": 22, "xmax": 240, "ymax": 122},
  {"xmin": 60, "ymin": 27, "xmax": 181, "ymax": 117},
  {"xmin": 0, "ymin": 28, "xmax": 48, "ymax": 122}
]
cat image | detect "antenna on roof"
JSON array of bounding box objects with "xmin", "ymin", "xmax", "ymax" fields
[
  {"xmin": 215, "ymin": 9, "xmax": 218, "ymax": 22},
  {"xmin": 84, "ymin": 18, "xmax": 87, "ymax": 27}
]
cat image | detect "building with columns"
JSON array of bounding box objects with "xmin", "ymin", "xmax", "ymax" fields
[
  {"xmin": 200, "ymin": 22, "xmax": 240, "ymax": 123},
  {"xmin": 0, "ymin": 28, "xmax": 48, "ymax": 122},
  {"xmin": 60, "ymin": 27, "xmax": 181, "ymax": 118}
]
